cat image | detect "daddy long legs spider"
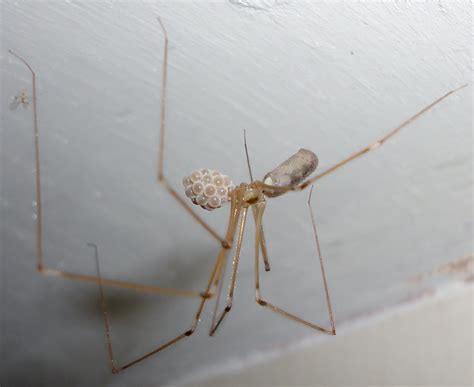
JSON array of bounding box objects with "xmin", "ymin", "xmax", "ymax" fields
[{"xmin": 8, "ymin": 16, "xmax": 467, "ymax": 374}]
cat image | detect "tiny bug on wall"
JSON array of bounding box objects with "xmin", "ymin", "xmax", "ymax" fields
[
  {"xmin": 9, "ymin": 89, "xmax": 29, "ymax": 110},
  {"xmin": 9, "ymin": 15, "xmax": 467, "ymax": 374}
]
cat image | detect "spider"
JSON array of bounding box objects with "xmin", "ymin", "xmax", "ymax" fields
[{"xmin": 8, "ymin": 16, "xmax": 466, "ymax": 374}]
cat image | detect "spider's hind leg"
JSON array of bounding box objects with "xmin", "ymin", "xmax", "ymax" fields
[
  {"xmin": 92, "ymin": 241, "xmax": 222, "ymax": 373},
  {"xmin": 95, "ymin": 193, "xmax": 247, "ymax": 373},
  {"xmin": 254, "ymin": 190, "xmax": 336, "ymax": 335}
]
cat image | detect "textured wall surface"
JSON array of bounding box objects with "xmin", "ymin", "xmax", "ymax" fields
[{"xmin": 1, "ymin": 2, "xmax": 472, "ymax": 386}]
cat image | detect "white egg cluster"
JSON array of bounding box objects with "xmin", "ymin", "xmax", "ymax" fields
[{"xmin": 182, "ymin": 168, "xmax": 235, "ymax": 211}]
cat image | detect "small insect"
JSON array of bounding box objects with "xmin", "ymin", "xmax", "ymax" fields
[
  {"xmin": 9, "ymin": 88, "xmax": 29, "ymax": 110},
  {"xmin": 9, "ymin": 17, "xmax": 466, "ymax": 374}
]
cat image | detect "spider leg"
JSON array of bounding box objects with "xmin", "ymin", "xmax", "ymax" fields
[
  {"xmin": 8, "ymin": 49, "xmax": 210, "ymax": 299},
  {"xmin": 259, "ymin": 84, "xmax": 468, "ymax": 196},
  {"xmin": 243, "ymin": 130, "xmax": 270, "ymax": 271},
  {"xmin": 208, "ymin": 190, "xmax": 245, "ymax": 335},
  {"xmin": 254, "ymin": 191, "xmax": 336, "ymax": 335},
  {"xmin": 252, "ymin": 205, "xmax": 271, "ymax": 272},
  {"xmin": 94, "ymin": 242, "xmax": 221, "ymax": 373},
  {"xmin": 155, "ymin": 17, "xmax": 227, "ymax": 247},
  {"xmin": 95, "ymin": 190, "xmax": 242, "ymax": 372},
  {"xmin": 209, "ymin": 191, "xmax": 248, "ymax": 336}
]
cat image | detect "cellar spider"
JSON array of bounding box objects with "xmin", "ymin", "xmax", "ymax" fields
[{"xmin": 8, "ymin": 17, "xmax": 467, "ymax": 374}]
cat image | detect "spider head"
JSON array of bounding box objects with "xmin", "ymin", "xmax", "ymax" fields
[{"xmin": 182, "ymin": 168, "xmax": 235, "ymax": 211}]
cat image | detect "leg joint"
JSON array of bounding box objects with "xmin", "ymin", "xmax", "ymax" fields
[
  {"xmin": 185, "ymin": 327, "xmax": 196, "ymax": 337},
  {"xmin": 256, "ymin": 297, "xmax": 267, "ymax": 306},
  {"xmin": 200, "ymin": 291, "xmax": 213, "ymax": 300}
]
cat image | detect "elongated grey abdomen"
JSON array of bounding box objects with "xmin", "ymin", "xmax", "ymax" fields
[{"xmin": 263, "ymin": 148, "xmax": 318, "ymax": 197}]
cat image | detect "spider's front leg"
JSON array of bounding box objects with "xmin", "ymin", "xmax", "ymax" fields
[
  {"xmin": 8, "ymin": 49, "xmax": 208, "ymax": 300},
  {"xmin": 259, "ymin": 84, "xmax": 468, "ymax": 197},
  {"xmin": 155, "ymin": 17, "xmax": 229, "ymax": 248}
]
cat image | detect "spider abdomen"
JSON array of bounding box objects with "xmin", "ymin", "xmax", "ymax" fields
[{"xmin": 263, "ymin": 148, "xmax": 318, "ymax": 197}]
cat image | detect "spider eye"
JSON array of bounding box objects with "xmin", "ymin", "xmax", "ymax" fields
[{"xmin": 183, "ymin": 169, "xmax": 234, "ymax": 211}]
